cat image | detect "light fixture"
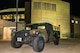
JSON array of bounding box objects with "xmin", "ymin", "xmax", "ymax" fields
[
  {"xmin": 71, "ymin": 20, "xmax": 74, "ymax": 23},
  {"xmin": 75, "ymin": 21, "xmax": 78, "ymax": 24}
]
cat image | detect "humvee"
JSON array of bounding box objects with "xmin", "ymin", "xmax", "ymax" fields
[{"xmin": 11, "ymin": 23, "xmax": 60, "ymax": 52}]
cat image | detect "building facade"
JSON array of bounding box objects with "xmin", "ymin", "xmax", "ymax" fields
[
  {"xmin": 0, "ymin": 20, "xmax": 23, "ymax": 40},
  {"xmin": 1, "ymin": 0, "xmax": 80, "ymax": 40},
  {"xmin": 0, "ymin": 8, "xmax": 25, "ymax": 22}
]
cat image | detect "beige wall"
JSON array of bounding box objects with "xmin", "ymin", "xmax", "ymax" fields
[
  {"xmin": 31, "ymin": 0, "xmax": 70, "ymax": 39},
  {"xmin": 0, "ymin": 20, "xmax": 23, "ymax": 31},
  {"xmin": 0, "ymin": 20, "xmax": 23, "ymax": 40}
]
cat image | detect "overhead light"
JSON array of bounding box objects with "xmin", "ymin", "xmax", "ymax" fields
[
  {"xmin": 71, "ymin": 20, "xmax": 74, "ymax": 23},
  {"xmin": 75, "ymin": 21, "xmax": 78, "ymax": 24}
]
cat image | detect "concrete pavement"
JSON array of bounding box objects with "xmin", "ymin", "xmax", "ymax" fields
[{"xmin": 0, "ymin": 39, "xmax": 80, "ymax": 53}]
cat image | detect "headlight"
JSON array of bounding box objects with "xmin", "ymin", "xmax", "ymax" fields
[
  {"xmin": 32, "ymin": 30, "xmax": 36, "ymax": 34},
  {"xmin": 35, "ymin": 31, "xmax": 39, "ymax": 34},
  {"xmin": 25, "ymin": 33, "xmax": 28, "ymax": 36},
  {"xmin": 30, "ymin": 30, "xmax": 39, "ymax": 35},
  {"xmin": 29, "ymin": 30, "xmax": 36, "ymax": 35}
]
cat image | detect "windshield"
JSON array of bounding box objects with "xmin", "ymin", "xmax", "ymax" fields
[
  {"xmin": 26, "ymin": 27, "xmax": 31, "ymax": 30},
  {"xmin": 38, "ymin": 26, "xmax": 45, "ymax": 29}
]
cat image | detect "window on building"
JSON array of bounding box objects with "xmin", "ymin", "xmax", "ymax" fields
[
  {"xmin": 46, "ymin": 3, "xmax": 52, "ymax": 10},
  {"xmin": 33, "ymin": 2, "xmax": 41, "ymax": 9},
  {"xmin": 33, "ymin": 2, "xmax": 38, "ymax": 9},
  {"xmin": 42, "ymin": 3, "xmax": 47, "ymax": 10},
  {"xmin": 2, "ymin": 15, "xmax": 7, "ymax": 19},
  {"xmin": 20, "ymin": 14, "xmax": 24, "ymax": 19},
  {"xmin": 10, "ymin": 14, "xmax": 13, "ymax": 19},
  {"xmin": 33, "ymin": 2, "xmax": 56, "ymax": 11},
  {"xmin": 19, "ymin": 14, "xmax": 25, "ymax": 19},
  {"xmin": 7, "ymin": 15, "xmax": 12, "ymax": 19},
  {"xmin": 38, "ymin": 2, "xmax": 41, "ymax": 9},
  {"xmin": 52, "ymin": 4, "xmax": 56, "ymax": 11}
]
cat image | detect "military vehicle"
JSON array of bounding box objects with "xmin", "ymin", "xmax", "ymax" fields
[{"xmin": 11, "ymin": 23, "xmax": 60, "ymax": 52}]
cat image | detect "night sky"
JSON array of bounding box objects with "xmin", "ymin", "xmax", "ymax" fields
[
  {"xmin": 0, "ymin": 0, "xmax": 80, "ymax": 17},
  {"xmin": 0, "ymin": 0, "xmax": 25, "ymax": 10}
]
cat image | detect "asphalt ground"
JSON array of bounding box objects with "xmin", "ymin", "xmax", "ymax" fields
[{"xmin": 0, "ymin": 39, "xmax": 80, "ymax": 53}]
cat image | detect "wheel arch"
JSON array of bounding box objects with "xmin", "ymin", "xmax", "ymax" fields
[{"xmin": 38, "ymin": 34, "xmax": 46, "ymax": 42}]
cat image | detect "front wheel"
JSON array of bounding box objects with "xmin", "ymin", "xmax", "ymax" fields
[
  {"xmin": 32, "ymin": 36, "xmax": 45, "ymax": 52},
  {"xmin": 11, "ymin": 35, "xmax": 23, "ymax": 48}
]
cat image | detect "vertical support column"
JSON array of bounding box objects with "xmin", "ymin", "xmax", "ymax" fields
[
  {"xmin": 25, "ymin": 0, "xmax": 31, "ymax": 24},
  {"xmin": 70, "ymin": 16, "xmax": 74, "ymax": 38},
  {"xmin": 16, "ymin": 0, "xmax": 19, "ymax": 31},
  {"xmin": 12, "ymin": 14, "xmax": 14, "ymax": 22}
]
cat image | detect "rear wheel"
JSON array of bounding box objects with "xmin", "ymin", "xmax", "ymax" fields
[
  {"xmin": 32, "ymin": 36, "xmax": 45, "ymax": 52},
  {"xmin": 54, "ymin": 37, "xmax": 59, "ymax": 45},
  {"xmin": 11, "ymin": 35, "xmax": 23, "ymax": 48},
  {"xmin": 54, "ymin": 33, "xmax": 60, "ymax": 45}
]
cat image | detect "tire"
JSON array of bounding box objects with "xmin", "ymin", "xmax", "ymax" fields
[
  {"xmin": 11, "ymin": 35, "xmax": 23, "ymax": 48},
  {"xmin": 32, "ymin": 36, "xmax": 45, "ymax": 52},
  {"xmin": 54, "ymin": 33, "xmax": 60, "ymax": 45},
  {"xmin": 29, "ymin": 41, "xmax": 33, "ymax": 46},
  {"xmin": 54, "ymin": 37, "xmax": 59, "ymax": 45}
]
